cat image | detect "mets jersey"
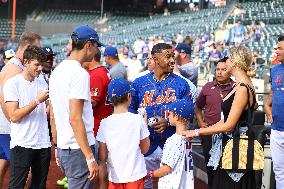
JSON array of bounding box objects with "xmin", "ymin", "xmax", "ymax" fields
[{"xmin": 129, "ymin": 72, "xmax": 194, "ymax": 156}]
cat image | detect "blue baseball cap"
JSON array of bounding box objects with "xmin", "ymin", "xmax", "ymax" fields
[
  {"xmin": 71, "ymin": 25, "xmax": 104, "ymax": 47},
  {"xmin": 104, "ymin": 46, "xmax": 118, "ymax": 57},
  {"xmin": 108, "ymin": 78, "xmax": 131, "ymax": 99},
  {"xmin": 175, "ymin": 43, "xmax": 191, "ymax": 55},
  {"xmin": 167, "ymin": 99, "xmax": 194, "ymax": 120}
]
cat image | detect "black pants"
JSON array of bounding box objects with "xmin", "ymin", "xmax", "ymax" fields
[
  {"xmin": 201, "ymin": 135, "xmax": 214, "ymax": 189},
  {"xmin": 8, "ymin": 146, "xmax": 51, "ymax": 189}
]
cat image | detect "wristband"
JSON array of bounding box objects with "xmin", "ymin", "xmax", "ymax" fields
[
  {"xmin": 148, "ymin": 170, "xmax": 154, "ymax": 178},
  {"xmin": 34, "ymin": 98, "xmax": 40, "ymax": 105},
  {"xmin": 194, "ymin": 129, "xmax": 200, "ymax": 137},
  {"xmin": 86, "ymin": 158, "xmax": 96, "ymax": 165}
]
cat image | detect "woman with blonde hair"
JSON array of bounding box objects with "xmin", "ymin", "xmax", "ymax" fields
[{"xmin": 183, "ymin": 46, "xmax": 257, "ymax": 188}]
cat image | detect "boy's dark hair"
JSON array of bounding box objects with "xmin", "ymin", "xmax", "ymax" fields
[
  {"xmin": 23, "ymin": 45, "xmax": 47, "ymax": 63},
  {"xmin": 151, "ymin": 43, "xmax": 172, "ymax": 55},
  {"xmin": 110, "ymin": 93, "xmax": 129, "ymax": 106},
  {"xmin": 19, "ymin": 32, "xmax": 41, "ymax": 49},
  {"xmin": 278, "ymin": 35, "xmax": 284, "ymax": 42}
]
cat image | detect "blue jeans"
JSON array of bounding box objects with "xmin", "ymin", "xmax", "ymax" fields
[{"xmin": 58, "ymin": 145, "xmax": 97, "ymax": 189}]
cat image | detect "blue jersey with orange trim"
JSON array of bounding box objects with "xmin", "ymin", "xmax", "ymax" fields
[{"xmin": 129, "ymin": 72, "xmax": 193, "ymax": 156}]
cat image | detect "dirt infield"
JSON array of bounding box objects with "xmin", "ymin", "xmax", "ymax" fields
[{"xmin": 3, "ymin": 146, "xmax": 207, "ymax": 189}]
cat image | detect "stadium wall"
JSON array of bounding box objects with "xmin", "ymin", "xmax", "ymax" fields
[{"xmin": 25, "ymin": 20, "xmax": 86, "ymax": 36}]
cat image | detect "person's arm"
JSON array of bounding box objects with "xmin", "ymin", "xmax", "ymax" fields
[
  {"xmin": 69, "ymin": 99, "xmax": 98, "ymax": 180},
  {"xmin": 50, "ymin": 103, "xmax": 57, "ymax": 145},
  {"xmin": 152, "ymin": 164, "xmax": 171, "ymax": 177},
  {"xmin": 139, "ymin": 116, "xmax": 150, "ymax": 154},
  {"xmin": 140, "ymin": 137, "xmax": 150, "ymax": 154},
  {"xmin": 264, "ymin": 90, "xmax": 273, "ymax": 123},
  {"xmin": 195, "ymin": 105, "xmax": 208, "ymax": 128},
  {"xmin": 0, "ymin": 64, "xmax": 22, "ymax": 119},
  {"xmin": 98, "ymin": 141, "xmax": 108, "ymax": 164},
  {"xmin": 195, "ymin": 87, "xmax": 207, "ymax": 128},
  {"xmin": 69, "ymin": 99, "xmax": 95, "ymax": 159},
  {"xmin": 4, "ymin": 84, "xmax": 49, "ymax": 123},
  {"xmin": 183, "ymin": 86, "xmax": 248, "ymax": 137},
  {"xmin": 129, "ymin": 79, "xmax": 139, "ymax": 113},
  {"xmin": 49, "ymin": 103, "xmax": 60, "ymax": 166},
  {"xmin": 151, "ymin": 139, "xmax": 183, "ymax": 178}
]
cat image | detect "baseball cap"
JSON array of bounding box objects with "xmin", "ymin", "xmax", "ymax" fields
[
  {"xmin": 108, "ymin": 78, "xmax": 131, "ymax": 99},
  {"xmin": 104, "ymin": 46, "xmax": 118, "ymax": 57},
  {"xmin": 175, "ymin": 43, "xmax": 191, "ymax": 55},
  {"xmin": 4, "ymin": 49, "xmax": 15, "ymax": 59},
  {"xmin": 42, "ymin": 47, "xmax": 56, "ymax": 56},
  {"xmin": 71, "ymin": 25, "xmax": 104, "ymax": 47},
  {"xmin": 166, "ymin": 99, "xmax": 194, "ymax": 120}
]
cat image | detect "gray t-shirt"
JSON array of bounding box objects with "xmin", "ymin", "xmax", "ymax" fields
[
  {"xmin": 179, "ymin": 62, "xmax": 198, "ymax": 86},
  {"xmin": 109, "ymin": 62, "xmax": 127, "ymax": 80}
]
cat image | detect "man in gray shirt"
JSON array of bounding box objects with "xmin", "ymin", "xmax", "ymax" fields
[
  {"xmin": 174, "ymin": 43, "xmax": 198, "ymax": 86},
  {"xmin": 104, "ymin": 46, "xmax": 127, "ymax": 80}
]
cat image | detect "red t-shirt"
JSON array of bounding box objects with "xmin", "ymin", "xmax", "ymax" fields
[{"xmin": 88, "ymin": 66, "xmax": 113, "ymax": 136}]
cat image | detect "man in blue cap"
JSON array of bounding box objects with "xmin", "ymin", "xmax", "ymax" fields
[
  {"xmin": 174, "ymin": 43, "xmax": 198, "ymax": 86},
  {"xmin": 49, "ymin": 25, "xmax": 103, "ymax": 189},
  {"xmin": 104, "ymin": 46, "xmax": 127, "ymax": 80}
]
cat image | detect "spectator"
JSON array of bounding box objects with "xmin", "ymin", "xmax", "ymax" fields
[
  {"xmin": 208, "ymin": 43, "xmax": 222, "ymax": 74},
  {"xmin": 255, "ymin": 25, "xmax": 265, "ymax": 42},
  {"xmin": 232, "ymin": 20, "xmax": 246, "ymax": 44},
  {"xmin": 175, "ymin": 43, "xmax": 198, "ymax": 86},
  {"xmin": 127, "ymin": 54, "xmax": 143, "ymax": 82},
  {"xmin": 133, "ymin": 37, "xmax": 146, "ymax": 55},
  {"xmin": 104, "ymin": 46, "xmax": 127, "ymax": 80}
]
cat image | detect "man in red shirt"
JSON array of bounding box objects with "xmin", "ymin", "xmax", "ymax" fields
[
  {"xmin": 85, "ymin": 50, "xmax": 112, "ymax": 189},
  {"xmin": 85, "ymin": 51, "xmax": 113, "ymax": 136}
]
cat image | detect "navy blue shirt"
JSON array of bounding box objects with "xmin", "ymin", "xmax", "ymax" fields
[{"xmin": 271, "ymin": 64, "xmax": 284, "ymax": 131}]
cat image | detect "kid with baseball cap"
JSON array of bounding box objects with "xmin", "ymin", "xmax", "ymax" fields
[
  {"xmin": 96, "ymin": 78, "xmax": 150, "ymax": 189},
  {"xmin": 148, "ymin": 99, "xmax": 195, "ymax": 189}
]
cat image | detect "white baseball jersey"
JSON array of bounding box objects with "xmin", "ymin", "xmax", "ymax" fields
[{"xmin": 158, "ymin": 134, "xmax": 194, "ymax": 189}]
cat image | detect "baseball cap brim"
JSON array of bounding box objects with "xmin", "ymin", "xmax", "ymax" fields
[{"xmin": 96, "ymin": 40, "xmax": 105, "ymax": 47}]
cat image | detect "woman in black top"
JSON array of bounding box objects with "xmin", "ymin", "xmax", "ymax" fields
[{"xmin": 183, "ymin": 46, "xmax": 257, "ymax": 189}]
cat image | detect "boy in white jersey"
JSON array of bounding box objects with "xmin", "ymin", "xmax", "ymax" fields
[
  {"xmin": 3, "ymin": 45, "xmax": 51, "ymax": 188},
  {"xmin": 97, "ymin": 78, "xmax": 150, "ymax": 189},
  {"xmin": 148, "ymin": 99, "xmax": 194, "ymax": 189}
]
